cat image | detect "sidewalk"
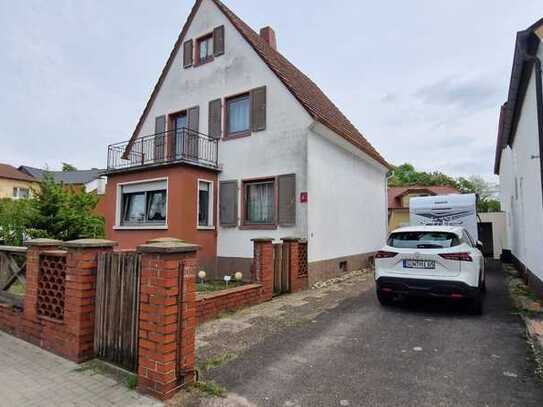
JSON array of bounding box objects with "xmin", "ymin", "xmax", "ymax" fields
[{"xmin": 0, "ymin": 331, "xmax": 160, "ymax": 407}]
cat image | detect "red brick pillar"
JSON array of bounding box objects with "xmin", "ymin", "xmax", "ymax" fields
[
  {"xmin": 136, "ymin": 240, "xmax": 199, "ymax": 401},
  {"xmin": 251, "ymin": 238, "xmax": 274, "ymax": 300},
  {"xmin": 282, "ymin": 237, "xmax": 302, "ymax": 293},
  {"xmin": 23, "ymin": 239, "xmax": 63, "ymax": 339},
  {"xmin": 62, "ymin": 239, "xmax": 117, "ymax": 362}
]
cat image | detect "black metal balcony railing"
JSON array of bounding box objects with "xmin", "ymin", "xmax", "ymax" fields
[{"xmin": 107, "ymin": 128, "xmax": 219, "ymax": 172}]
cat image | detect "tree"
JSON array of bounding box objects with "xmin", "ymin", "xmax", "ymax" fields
[
  {"xmin": 31, "ymin": 175, "xmax": 104, "ymax": 241},
  {"xmin": 0, "ymin": 175, "xmax": 104, "ymax": 245},
  {"xmin": 62, "ymin": 163, "xmax": 77, "ymax": 172},
  {"xmin": 389, "ymin": 163, "xmax": 501, "ymax": 213}
]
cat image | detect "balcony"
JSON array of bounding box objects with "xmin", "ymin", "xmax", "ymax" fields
[{"xmin": 107, "ymin": 128, "xmax": 219, "ymax": 173}]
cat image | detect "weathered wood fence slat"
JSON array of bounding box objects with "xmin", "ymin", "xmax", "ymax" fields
[{"xmin": 94, "ymin": 252, "xmax": 140, "ymax": 372}]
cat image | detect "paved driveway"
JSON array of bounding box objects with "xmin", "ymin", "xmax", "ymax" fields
[
  {"xmin": 0, "ymin": 332, "xmax": 159, "ymax": 407},
  {"xmin": 206, "ymin": 261, "xmax": 543, "ymax": 406}
]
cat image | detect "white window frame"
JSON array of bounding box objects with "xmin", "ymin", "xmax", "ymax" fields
[
  {"xmin": 114, "ymin": 177, "xmax": 169, "ymax": 230},
  {"xmin": 197, "ymin": 178, "xmax": 214, "ymax": 230}
]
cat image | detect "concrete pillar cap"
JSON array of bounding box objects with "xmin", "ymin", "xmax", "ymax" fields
[
  {"xmin": 24, "ymin": 238, "xmax": 63, "ymax": 247},
  {"xmin": 137, "ymin": 241, "xmax": 200, "ymax": 254},
  {"xmin": 280, "ymin": 237, "xmax": 301, "ymax": 242},
  {"xmin": 146, "ymin": 237, "xmax": 185, "ymax": 244},
  {"xmin": 62, "ymin": 239, "xmax": 118, "ymax": 249}
]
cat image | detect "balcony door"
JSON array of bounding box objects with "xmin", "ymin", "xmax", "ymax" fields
[{"xmin": 174, "ymin": 113, "xmax": 188, "ymax": 159}]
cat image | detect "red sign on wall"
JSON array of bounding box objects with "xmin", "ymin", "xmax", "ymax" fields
[{"xmin": 300, "ymin": 192, "xmax": 308, "ymax": 203}]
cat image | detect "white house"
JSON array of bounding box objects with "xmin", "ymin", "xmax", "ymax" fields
[
  {"xmin": 103, "ymin": 0, "xmax": 390, "ymax": 284},
  {"xmin": 495, "ymin": 17, "xmax": 543, "ymax": 298}
]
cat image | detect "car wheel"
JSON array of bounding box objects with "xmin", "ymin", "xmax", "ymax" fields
[
  {"xmin": 468, "ymin": 294, "xmax": 483, "ymax": 315},
  {"xmin": 377, "ymin": 290, "xmax": 394, "ymax": 306}
]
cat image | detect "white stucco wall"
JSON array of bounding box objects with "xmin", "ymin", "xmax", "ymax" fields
[
  {"xmin": 135, "ymin": 0, "xmax": 312, "ymax": 258},
  {"xmin": 478, "ymin": 212, "xmax": 507, "ymax": 260},
  {"xmin": 307, "ymin": 124, "xmax": 388, "ymax": 262},
  {"xmin": 499, "ymin": 49, "xmax": 543, "ymax": 282}
]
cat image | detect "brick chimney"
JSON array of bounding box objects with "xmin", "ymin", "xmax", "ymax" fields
[{"xmin": 259, "ymin": 26, "xmax": 277, "ymax": 50}]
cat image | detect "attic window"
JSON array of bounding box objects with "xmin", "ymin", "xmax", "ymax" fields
[{"xmin": 196, "ymin": 34, "xmax": 213, "ymax": 65}]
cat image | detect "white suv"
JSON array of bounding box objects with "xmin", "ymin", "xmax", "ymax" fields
[{"xmin": 374, "ymin": 225, "xmax": 485, "ymax": 314}]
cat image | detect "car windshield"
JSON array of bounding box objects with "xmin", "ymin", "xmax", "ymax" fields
[{"xmin": 387, "ymin": 231, "xmax": 460, "ymax": 249}]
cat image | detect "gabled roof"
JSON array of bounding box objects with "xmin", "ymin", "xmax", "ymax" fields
[
  {"xmin": 126, "ymin": 0, "xmax": 390, "ymax": 169},
  {"xmin": 18, "ymin": 166, "xmax": 104, "ymax": 185},
  {"xmin": 494, "ymin": 17, "xmax": 543, "ymax": 174},
  {"xmin": 388, "ymin": 185, "xmax": 459, "ymax": 210},
  {"xmin": 0, "ymin": 163, "xmax": 37, "ymax": 182}
]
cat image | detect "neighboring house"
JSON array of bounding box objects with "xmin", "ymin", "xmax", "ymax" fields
[
  {"xmin": 18, "ymin": 166, "xmax": 107, "ymax": 194},
  {"xmin": 494, "ymin": 17, "xmax": 543, "ymax": 298},
  {"xmin": 388, "ymin": 185, "xmax": 459, "ymax": 231},
  {"xmin": 102, "ymin": 0, "xmax": 390, "ymax": 283},
  {"xmin": 0, "ymin": 163, "xmax": 39, "ymax": 200}
]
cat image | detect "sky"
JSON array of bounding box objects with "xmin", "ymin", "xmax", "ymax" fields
[{"xmin": 1, "ymin": 0, "xmax": 541, "ymax": 181}]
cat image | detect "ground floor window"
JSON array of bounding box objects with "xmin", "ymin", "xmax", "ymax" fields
[
  {"xmin": 12, "ymin": 187, "xmax": 30, "ymax": 199},
  {"xmin": 198, "ymin": 180, "xmax": 214, "ymax": 228},
  {"xmin": 118, "ymin": 179, "xmax": 167, "ymax": 227},
  {"xmin": 243, "ymin": 179, "xmax": 275, "ymax": 225}
]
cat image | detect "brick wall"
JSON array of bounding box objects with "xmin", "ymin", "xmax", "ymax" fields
[
  {"xmin": 0, "ymin": 239, "xmax": 116, "ymax": 363},
  {"xmin": 196, "ymin": 283, "xmax": 264, "ymax": 323}
]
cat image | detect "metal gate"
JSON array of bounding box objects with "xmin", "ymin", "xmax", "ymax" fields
[
  {"xmin": 94, "ymin": 252, "xmax": 141, "ymax": 372},
  {"xmin": 273, "ymin": 243, "xmax": 290, "ymax": 295}
]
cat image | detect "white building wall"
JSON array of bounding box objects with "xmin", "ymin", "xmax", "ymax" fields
[
  {"xmin": 500, "ymin": 53, "xmax": 543, "ymax": 283},
  {"xmin": 307, "ymin": 125, "xmax": 388, "ymax": 263},
  {"xmin": 135, "ymin": 0, "xmax": 312, "ymax": 258}
]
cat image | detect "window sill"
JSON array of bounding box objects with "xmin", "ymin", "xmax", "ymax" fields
[
  {"xmin": 113, "ymin": 225, "xmax": 169, "ymax": 231},
  {"xmin": 197, "ymin": 225, "xmax": 216, "ymax": 231},
  {"xmin": 239, "ymin": 224, "xmax": 277, "ymax": 230},
  {"xmin": 223, "ymin": 130, "xmax": 251, "ymax": 141}
]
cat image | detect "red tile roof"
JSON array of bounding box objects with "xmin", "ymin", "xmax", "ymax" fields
[
  {"xmin": 0, "ymin": 163, "xmax": 37, "ymax": 182},
  {"xmin": 388, "ymin": 185, "xmax": 459, "ymax": 209},
  {"xmin": 126, "ymin": 0, "xmax": 390, "ymax": 169}
]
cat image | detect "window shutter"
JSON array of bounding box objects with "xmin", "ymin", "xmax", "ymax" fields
[
  {"xmin": 250, "ymin": 86, "xmax": 267, "ymax": 132},
  {"xmin": 208, "ymin": 99, "xmax": 222, "ymax": 139},
  {"xmin": 188, "ymin": 106, "xmax": 200, "ymax": 132},
  {"xmin": 154, "ymin": 116, "xmax": 166, "ymax": 160},
  {"xmin": 183, "ymin": 39, "xmax": 193, "ymax": 68},
  {"xmin": 213, "ymin": 25, "xmax": 225, "ymax": 56},
  {"xmin": 278, "ymin": 174, "xmax": 296, "ymax": 226},
  {"xmin": 220, "ymin": 181, "xmax": 238, "ymax": 227}
]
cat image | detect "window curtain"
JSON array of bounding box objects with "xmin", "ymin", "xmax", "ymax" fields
[
  {"xmin": 199, "ymin": 183, "xmax": 210, "ymax": 226},
  {"xmin": 246, "ymin": 182, "xmax": 274, "ymax": 223},
  {"xmin": 229, "ymin": 97, "xmax": 249, "ymax": 133},
  {"xmin": 147, "ymin": 191, "xmax": 166, "ymax": 221}
]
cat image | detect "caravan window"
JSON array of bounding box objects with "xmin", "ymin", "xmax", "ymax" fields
[{"xmin": 387, "ymin": 231, "xmax": 460, "ymax": 249}]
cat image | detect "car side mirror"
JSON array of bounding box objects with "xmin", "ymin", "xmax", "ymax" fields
[{"xmin": 476, "ymin": 240, "xmax": 484, "ymax": 251}]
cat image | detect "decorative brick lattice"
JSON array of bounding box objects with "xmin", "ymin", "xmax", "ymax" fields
[
  {"xmin": 37, "ymin": 253, "xmax": 66, "ymax": 321},
  {"xmin": 298, "ymin": 241, "xmax": 308, "ymax": 276}
]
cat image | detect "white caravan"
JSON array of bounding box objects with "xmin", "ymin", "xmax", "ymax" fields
[{"xmin": 409, "ymin": 194, "xmax": 478, "ymax": 242}]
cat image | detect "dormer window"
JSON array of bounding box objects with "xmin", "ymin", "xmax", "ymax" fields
[{"xmin": 197, "ymin": 34, "xmax": 213, "ymax": 65}]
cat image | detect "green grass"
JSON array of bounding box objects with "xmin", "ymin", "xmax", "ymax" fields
[
  {"xmin": 197, "ymin": 280, "xmax": 244, "ymax": 293},
  {"xmin": 193, "ymin": 380, "xmax": 226, "ymax": 398},
  {"xmin": 199, "ymin": 352, "xmax": 237, "ymax": 372},
  {"xmin": 8, "ymin": 280, "xmax": 25, "ymax": 296}
]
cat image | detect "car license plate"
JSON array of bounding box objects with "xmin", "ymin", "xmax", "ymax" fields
[{"xmin": 403, "ymin": 259, "xmax": 436, "ymax": 269}]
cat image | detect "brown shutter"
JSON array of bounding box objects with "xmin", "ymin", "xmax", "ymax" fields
[
  {"xmin": 208, "ymin": 99, "xmax": 222, "ymax": 139},
  {"xmin": 250, "ymin": 86, "xmax": 267, "ymax": 132},
  {"xmin": 278, "ymin": 174, "xmax": 296, "ymax": 226},
  {"xmin": 187, "ymin": 106, "xmax": 200, "ymax": 158},
  {"xmin": 154, "ymin": 116, "xmax": 166, "ymax": 161},
  {"xmin": 183, "ymin": 39, "xmax": 193, "ymax": 68},
  {"xmin": 213, "ymin": 25, "xmax": 225, "ymax": 57},
  {"xmin": 220, "ymin": 180, "xmax": 238, "ymax": 227}
]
